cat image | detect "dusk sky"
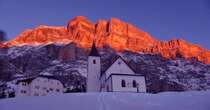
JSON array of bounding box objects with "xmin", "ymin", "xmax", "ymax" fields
[{"xmin": 0, "ymin": 0, "xmax": 210, "ymax": 49}]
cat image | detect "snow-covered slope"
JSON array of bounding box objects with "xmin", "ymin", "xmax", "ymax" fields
[
  {"xmin": 0, "ymin": 91, "xmax": 210, "ymax": 110},
  {"xmin": 1, "ymin": 43, "xmax": 210, "ymax": 93}
]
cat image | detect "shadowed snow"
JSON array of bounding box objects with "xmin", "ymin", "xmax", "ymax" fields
[{"xmin": 0, "ymin": 91, "xmax": 210, "ymax": 110}]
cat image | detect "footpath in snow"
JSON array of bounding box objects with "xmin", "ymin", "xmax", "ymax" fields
[{"xmin": 0, "ymin": 91, "xmax": 210, "ymax": 110}]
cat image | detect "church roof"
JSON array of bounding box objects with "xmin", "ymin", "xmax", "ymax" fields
[
  {"xmin": 89, "ymin": 42, "xmax": 100, "ymax": 56},
  {"xmin": 100, "ymin": 56, "xmax": 137, "ymax": 77}
]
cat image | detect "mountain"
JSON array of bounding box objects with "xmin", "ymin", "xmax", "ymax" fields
[
  {"xmin": 0, "ymin": 16, "xmax": 210, "ymax": 94},
  {"xmin": 1, "ymin": 16, "xmax": 210, "ymax": 64}
]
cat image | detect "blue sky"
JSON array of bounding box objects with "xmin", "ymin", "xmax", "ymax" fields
[{"xmin": 0, "ymin": 0, "xmax": 210, "ymax": 49}]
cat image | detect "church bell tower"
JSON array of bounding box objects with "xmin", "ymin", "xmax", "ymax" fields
[{"xmin": 87, "ymin": 42, "xmax": 101, "ymax": 92}]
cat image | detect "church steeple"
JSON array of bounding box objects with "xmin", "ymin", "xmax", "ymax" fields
[
  {"xmin": 87, "ymin": 41, "xmax": 101, "ymax": 92},
  {"xmin": 89, "ymin": 42, "xmax": 100, "ymax": 56}
]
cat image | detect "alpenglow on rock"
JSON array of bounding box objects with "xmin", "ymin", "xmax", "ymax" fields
[{"xmin": 1, "ymin": 16, "xmax": 210, "ymax": 64}]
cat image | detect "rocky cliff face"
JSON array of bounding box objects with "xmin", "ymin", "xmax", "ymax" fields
[{"xmin": 1, "ymin": 16, "xmax": 210, "ymax": 64}]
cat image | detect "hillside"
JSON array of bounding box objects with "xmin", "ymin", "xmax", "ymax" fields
[{"xmin": 0, "ymin": 91, "xmax": 210, "ymax": 110}]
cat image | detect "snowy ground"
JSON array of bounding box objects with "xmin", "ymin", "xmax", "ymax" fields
[{"xmin": 0, "ymin": 91, "xmax": 210, "ymax": 110}]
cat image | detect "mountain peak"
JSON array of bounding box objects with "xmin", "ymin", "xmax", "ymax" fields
[
  {"xmin": 72, "ymin": 16, "xmax": 89, "ymax": 21},
  {"xmin": 1, "ymin": 16, "xmax": 210, "ymax": 64}
]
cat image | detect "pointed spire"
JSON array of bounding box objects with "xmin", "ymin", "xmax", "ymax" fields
[{"xmin": 89, "ymin": 41, "xmax": 100, "ymax": 57}]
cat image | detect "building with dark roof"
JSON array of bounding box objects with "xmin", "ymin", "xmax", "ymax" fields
[
  {"xmin": 87, "ymin": 43, "xmax": 146, "ymax": 93},
  {"xmin": 16, "ymin": 74, "xmax": 64, "ymax": 96}
]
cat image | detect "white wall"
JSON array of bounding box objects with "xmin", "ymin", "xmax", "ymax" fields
[
  {"xmin": 16, "ymin": 82, "xmax": 30, "ymax": 96},
  {"xmin": 30, "ymin": 77, "xmax": 64, "ymax": 96},
  {"xmin": 16, "ymin": 77, "xmax": 64, "ymax": 97},
  {"xmin": 87, "ymin": 56, "xmax": 101, "ymax": 92},
  {"xmin": 101, "ymin": 57, "xmax": 147, "ymax": 93},
  {"xmin": 105, "ymin": 58, "xmax": 135, "ymax": 79},
  {"xmin": 111, "ymin": 75, "xmax": 146, "ymax": 93},
  {"xmin": 100, "ymin": 74, "xmax": 106, "ymax": 92}
]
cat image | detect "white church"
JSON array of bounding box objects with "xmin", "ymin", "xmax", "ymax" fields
[{"xmin": 87, "ymin": 43, "xmax": 147, "ymax": 93}]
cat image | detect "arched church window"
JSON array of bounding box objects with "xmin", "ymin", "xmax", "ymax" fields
[
  {"xmin": 93, "ymin": 59, "xmax": 96, "ymax": 64},
  {"xmin": 107, "ymin": 85, "xmax": 109, "ymax": 92},
  {"xmin": 133, "ymin": 80, "xmax": 137, "ymax": 88},
  {"xmin": 121, "ymin": 80, "xmax": 126, "ymax": 87}
]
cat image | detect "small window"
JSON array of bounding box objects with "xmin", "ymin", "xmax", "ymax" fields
[
  {"xmin": 22, "ymin": 82, "xmax": 27, "ymax": 86},
  {"xmin": 133, "ymin": 80, "xmax": 137, "ymax": 88},
  {"xmin": 118, "ymin": 61, "xmax": 121, "ymax": 65},
  {"xmin": 93, "ymin": 60, "xmax": 96, "ymax": 64},
  {"xmin": 49, "ymin": 88, "xmax": 53, "ymax": 91},
  {"xmin": 35, "ymin": 86, "xmax": 40, "ymax": 89},
  {"xmin": 106, "ymin": 86, "xmax": 109, "ymax": 92},
  {"xmin": 56, "ymin": 89, "xmax": 60, "ymax": 92},
  {"xmin": 21, "ymin": 90, "xmax": 26, "ymax": 93},
  {"xmin": 121, "ymin": 80, "xmax": 126, "ymax": 87},
  {"xmin": 43, "ymin": 87, "xmax": 47, "ymax": 90}
]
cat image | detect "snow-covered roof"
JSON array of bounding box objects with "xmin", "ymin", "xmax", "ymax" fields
[
  {"xmin": 39, "ymin": 72, "xmax": 53, "ymax": 76},
  {"xmin": 16, "ymin": 77, "xmax": 35, "ymax": 84},
  {"xmin": 16, "ymin": 73, "xmax": 60, "ymax": 84}
]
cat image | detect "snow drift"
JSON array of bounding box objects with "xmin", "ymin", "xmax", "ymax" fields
[{"xmin": 0, "ymin": 91, "xmax": 210, "ymax": 110}]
